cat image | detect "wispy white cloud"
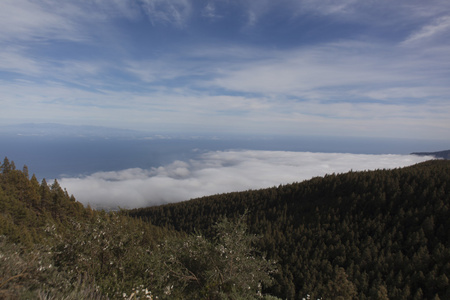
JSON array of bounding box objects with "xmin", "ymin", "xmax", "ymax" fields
[
  {"xmin": 140, "ymin": 0, "xmax": 192, "ymax": 28},
  {"xmin": 402, "ymin": 15, "xmax": 450, "ymax": 45},
  {"xmin": 0, "ymin": 47, "xmax": 43, "ymax": 75},
  {"xmin": 292, "ymin": 0, "xmax": 450, "ymax": 29},
  {"xmin": 88, "ymin": 0, "xmax": 142, "ymax": 20},
  {"xmin": 202, "ymin": 2, "xmax": 219, "ymax": 20},
  {"xmin": 124, "ymin": 59, "xmax": 199, "ymax": 83},
  {"xmin": 119, "ymin": 39, "xmax": 450, "ymax": 110},
  {"xmin": 361, "ymin": 86, "xmax": 450, "ymax": 101},
  {"xmin": 295, "ymin": 0, "xmax": 358, "ymax": 16},
  {"xmin": 206, "ymin": 41, "xmax": 449, "ymax": 102},
  {"xmin": 1, "ymin": 76, "xmax": 450, "ymax": 139},
  {"xmin": 59, "ymin": 150, "xmax": 434, "ymax": 209},
  {"xmin": 0, "ymin": 0, "xmax": 89, "ymax": 42}
]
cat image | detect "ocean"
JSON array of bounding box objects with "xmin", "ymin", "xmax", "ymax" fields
[{"xmin": 1, "ymin": 134, "xmax": 447, "ymax": 181}]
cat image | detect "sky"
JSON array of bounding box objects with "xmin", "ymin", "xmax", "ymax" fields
[
  {"xmin": 1, "ymin": 0, "xmax": 450, "ymax": 139},
  {"xmin": 60, "ymin": 150, "xmax": 434, "ymax": 208}
]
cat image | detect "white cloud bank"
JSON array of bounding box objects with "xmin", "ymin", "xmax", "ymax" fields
[{"xmin": 59, "ymin": 150, "xmax": 434, "ymax": 209}]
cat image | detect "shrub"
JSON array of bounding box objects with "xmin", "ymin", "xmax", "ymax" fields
[{"xmin": 149, "ymin": 215, "xmax": 278, "ymax": 299}]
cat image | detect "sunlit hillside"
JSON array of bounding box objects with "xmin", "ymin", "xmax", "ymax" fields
[{"xmin": 1, "ymin": 157, "xmax": 449, "ymax": 299}]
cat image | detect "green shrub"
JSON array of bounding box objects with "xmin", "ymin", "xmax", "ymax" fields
[{"xmin": 149, "ymin": 215, "xmax": 277, "ymax": 299}]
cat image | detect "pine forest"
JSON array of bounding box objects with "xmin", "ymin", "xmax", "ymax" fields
[{"xmin": 1, "ymin": 157, "xmax": 449, "ymax": 299}]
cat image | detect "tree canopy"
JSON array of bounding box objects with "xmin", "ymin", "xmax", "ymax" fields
[
  {"xmin": 130, "ymin": 160, "xmax": 450, "ymax": 299},
  {"xmin": 1, "ymin": 157, "xmax": 450, "ymax": 299}
]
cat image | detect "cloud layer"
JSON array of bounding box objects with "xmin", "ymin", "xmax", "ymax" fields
[{"xmin": 59, "ymin": 151, "xmax": 434, "ymax": 209}]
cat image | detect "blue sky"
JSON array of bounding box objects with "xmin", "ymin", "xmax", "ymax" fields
[{"xmin": 1, "ymin": 0, "xmax": 450, "ymax": 140}]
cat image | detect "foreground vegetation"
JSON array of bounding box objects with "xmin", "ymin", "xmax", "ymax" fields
[
  {"xmin": 1, "ymin": 157, "xmax": 449, "ymax": 299},
  {"xmin": 0, "ymin": 157, "xmax": 277, "ymax": 299}
]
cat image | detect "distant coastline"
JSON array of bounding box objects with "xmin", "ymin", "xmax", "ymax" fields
[{"xmin": 411, "ymin": 150, "xmax": 450, "ymax": 160}]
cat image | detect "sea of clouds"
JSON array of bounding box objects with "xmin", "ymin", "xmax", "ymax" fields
[{"xmin": 59, "ymin": 150, "xmax": 434, "ymax": 209}]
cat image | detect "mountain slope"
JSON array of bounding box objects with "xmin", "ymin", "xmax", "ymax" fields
[
  {"xmin": 0, "ymin": 157, "xmax": 278, "ymax": 299},
  {"xmin": 129, "ymin": 160, "xmax": 450, "ymax": 299},
  {"xmin": 0, "ymin": 158, "xmax": 171, "ymax": 299}
]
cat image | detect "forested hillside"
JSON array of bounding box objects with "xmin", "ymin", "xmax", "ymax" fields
[
  {"xmin": 2, "ymin": 156, "xmax": 449, "ymax": 299},
  {"xmin": 0, "ymin": 157, "xmax": 277, "ymax": 299},
  {"xmin": 0, "ymin": 157, "xmax": 169, "ymax": 298},
  {"xmin": 129, "ymin": 160, "xmax": 450, "ymax": 300}
]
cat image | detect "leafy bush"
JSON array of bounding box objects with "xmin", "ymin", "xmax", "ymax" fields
[
  {"xmin": 52, "ymin": 213, "xmax": 157, "ymax": 298},
  {"xmin": 149, "ymin": 215, "xmax": 278, "ymax": 299},
  {"xmin": 0, "ymin": 236, "xmax": 104, "ymax": 299}
]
